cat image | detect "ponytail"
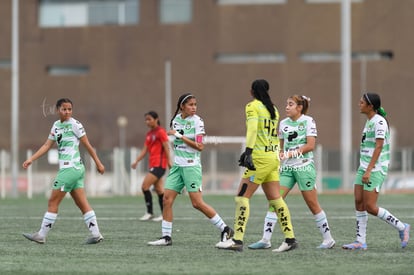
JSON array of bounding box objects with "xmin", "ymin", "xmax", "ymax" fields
[{"xmin": 251, "ymin": 79, "xmax": 276, "ymax": 119}]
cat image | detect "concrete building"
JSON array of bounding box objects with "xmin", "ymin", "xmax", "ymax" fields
[{"xmin": 1, "ymin": 0, "xmax": 413, "ymax": 152}]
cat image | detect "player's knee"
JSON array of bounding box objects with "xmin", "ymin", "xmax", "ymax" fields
[
  {"xmin": 191, "ymin": 200, "xmax": 203, "ymax": 210},
  {"xmin": 162, "ymin": 196, "xmax": 173, "ymax": 207},
  {"xmin": 365, "ymin": 204, "xmax": 377, "ymax": 215}
]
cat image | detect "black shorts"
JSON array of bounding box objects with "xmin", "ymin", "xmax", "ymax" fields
[{"xmin": 149, "ymin": 167, "xmax": 166, "ymax": 179}]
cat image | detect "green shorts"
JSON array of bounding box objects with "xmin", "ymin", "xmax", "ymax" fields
[
  {"xmin": 165, "ymin": 165, "xmax": 203, "ymax": 193},
  {"xmin": 53, "ymin": 166, "xmax": 85, "ymax": 192},
  {"xmin": 280, "ymin": 162, "xmax": 316, "ymax": 191},
  {"xmin": 355, "ymin": 168, "xmax": 386, "ymax": 192},
  {"xmin": 242, "ymin": 157, "xmax": 280, "ymax": 184}
]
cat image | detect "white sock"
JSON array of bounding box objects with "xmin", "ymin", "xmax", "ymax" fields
[
  {"xmin": 162, "ymin": 220, "xmax": 173, "ymax": 237},
  {"xmin": 262, "ymin": 211, "xmax": 277, "ymax": 242},
  {"xmin": 377, "ymin": 207, "xmax": 405, "ymax": 231},
  {"xmin": 209, "ymin": 214, "xmax": 226, "ymax": 232},
  {"xmin": 356, "ymin": 210, "xmax": 368, "ymax": 244},
  {"xmin": 83, "ymin": 210, "xmax": 100, "ymax": 237},
  {"xmin": 314, "ymin": 210, "xmax": 333, "ymax": 241},
  {"xmin": 38, "ymin": 212, "xmax": 57, "ymax": 238}
]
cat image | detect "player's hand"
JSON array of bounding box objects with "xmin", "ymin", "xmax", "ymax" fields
[
  {"xmin": 22, "ymin": 159, "xmax": 32, "ymax": 169},
  {"xmin": 238, "ymin": 148, "xmax": 256, "ymax": 171},
  {"xmin": 97, "ymin": 164, "xmax": 105, "ymax": 174}
]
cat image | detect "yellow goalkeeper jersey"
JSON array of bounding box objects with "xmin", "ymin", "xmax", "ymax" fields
[{"xmin": 245, "ymin": 99, "xmax": 280, "ymax": 158}]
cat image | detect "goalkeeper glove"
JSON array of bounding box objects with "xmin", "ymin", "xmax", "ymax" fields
[{"xmin": 238, "ymin": 148, "xmax": 256, "ymax": 171}]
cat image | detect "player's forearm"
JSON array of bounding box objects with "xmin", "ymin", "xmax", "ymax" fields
[{"xmin": 30, "ymin": 141, "xmax": 52, "ymax": 162}]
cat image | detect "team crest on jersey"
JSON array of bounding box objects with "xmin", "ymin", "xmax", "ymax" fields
[
  {"xmin": 298, "ymin": 123, "xmax": 305, "ymax": 131},
  {"xmin": 185, "ymin": 122, "xmax": 192, "ymax": 130}
]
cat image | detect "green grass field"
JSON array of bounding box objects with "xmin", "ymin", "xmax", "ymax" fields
[{"xmin": 1, "ymin": 193, "xmax": 413, "ymax": 275}]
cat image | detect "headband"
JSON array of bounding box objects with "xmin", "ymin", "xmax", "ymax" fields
[
  {"xmin": 363, "ymin": 93, "xmax": 373, "ymax": 106},
  {"xmin": 180, "ymin": 94, "xmax": 194, "ymax": 106},
  {"xmin": 301, "ymin": 95, "xmax": 311, "ymax": 102}
]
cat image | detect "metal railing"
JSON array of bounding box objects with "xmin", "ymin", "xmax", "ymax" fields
[{"xmin": 2, "ymin": 144, "xmax": 414, "ymax": 198}]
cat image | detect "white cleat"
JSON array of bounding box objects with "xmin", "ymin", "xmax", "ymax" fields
[
  {"xmin": 23, "ymin": 232, "xmax": 45, "ymax": 244},
  {"xmin": 272, "ymin": 241, "xmax": 298, "ymax": 252},
  {"xmin": 152, "ymin": 215, "xmax": 163, "ymax": 222},
  {"xmin": 85, "ymin": 234, "xmax": 104, "ymax": 244},
  {"xmin": 139, "ymin": 213, "xmax": 153, "ymax": 221},
  {"xmin": 148, "ymin": 236, "xmax": 172, "ymax": 246},
  {"xmin": 317, "ymin": 239, "xmax": 336, "ymax": 249}
]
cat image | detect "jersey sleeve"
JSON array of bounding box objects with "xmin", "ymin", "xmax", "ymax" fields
[
  {"xmin": 73, "ymin": 120, "xmax": 86, "ymax": 139},
  {"xmin": 159, "ymin": 127, "xmax": 170, "ymax": 142},
  {"xmin": 144, "ymin": 131, "xmax": 150, "ymax": 147},
  {"xmin": 375, "ymin": 116, "xmax": 388, "ymax": 139},
  {"xmin": 195, "ymin": 117, "xmax": 206, "ymax": 136},
  {"xmin": 245, "ymin": 102, "xmax": 258, "ymax": 148},
  {"xmin": 278, "ymin": 119, "xmax": 286, "ymax": 140},
  {"xmin": 306, "ymin": 116, "xmax": 318, "ymax": 137},
  {"xmin": 48, "ymin": 123, "xmax": 57, "ymax": 141}
]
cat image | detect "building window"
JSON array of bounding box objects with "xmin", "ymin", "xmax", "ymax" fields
[
  {"xmin": 215, "ymin": 53, "xmax": 286, "ymax": 64},
  {"xmin": 305, "ymin": 0, "xmax": 363, "ymax": 3},
  {"xmin": 300, "ymin": 51, "xmax": 393, "ymax": 62},
  {"xmin": 159, "ymin": 0, "xmax": 192, "ymax": 24},
  {"xmin": 217, "ymin": 0, "xmax": 286, "ymax": 5},
  {"xmin": 39, "ymin": 0, "xmax": 139, "ymax": 28},
  {"xmin": 47, "ymin": 65, "xmax": 90, "ymax": 76}
]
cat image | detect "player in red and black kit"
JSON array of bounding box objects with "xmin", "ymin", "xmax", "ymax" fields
[{"xmin": 132, "ymin": 111, "xmax": 172, "ymax": 221}]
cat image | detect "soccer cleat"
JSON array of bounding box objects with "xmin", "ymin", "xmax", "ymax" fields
[
  {"xmin": 317, "ymin": 239, "xmax": 336, "ymax": 249},
  {"xmin": 399, "ymin": 223, "xmax": 410, "ymax": 248},
  {"xmin": 148, "ymin": 236, "xmax": 172, "ymax": 246},
  {"xmin": 220, "ymin": 226, "xmax": 234, "ymax": 242},
  {"xmin": 216, "ymin": 238, "xmax": 243, "ymax": 252},
  {"xmin": 248, "ymin": 240, "xmax": 271, "ymax": 249},
  {"xmin": 85, "ymin": 234, "xmax": 104, "ymax": 244},
  {"xmin": 22, "ymin": 232, "xmax": 45, "ymax": 244},
  {"xmin": 342, "ymin": 241, "xmax": 367, "ymax": 250},
  {"xmin": 272, "ymin": 240, "xmax": 298, "ymax": 252},
  {"xmin": 152, "ymin": 215, "xmax": 163, "ymax": 222},
  {"xmin": 139, "ymin": 213, "xmax": 153, "ymax": 221}
]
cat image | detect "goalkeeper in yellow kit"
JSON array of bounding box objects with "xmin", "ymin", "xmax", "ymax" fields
[{"xmin": 216, "ymin": 79, "xmax": 297, "ymax": 252}]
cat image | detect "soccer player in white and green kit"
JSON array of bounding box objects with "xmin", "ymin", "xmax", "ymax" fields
[
  {"xmin": 249, "ymin": 95, "xmax": 335, "ymax": 250},
  {"xmin": 342, "ymin": 93, "xmax": 410, "ymax": 250},
  {"xmin": 147, "ymin": 93, "xmax": 234, "ymax": 246},
  {"xmin": 22, "ymin": 98, "xmax": 105, "ymax": 244}
]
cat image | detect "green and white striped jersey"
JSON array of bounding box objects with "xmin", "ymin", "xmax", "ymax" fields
[
  {"xmin": 278, "ymin": 114, "xmax": 317, "ymax": 167},
  {"xmin": 48, "ymin": 117, "xmax": 85, "ymax": 170},
  {"xmin": 359, "ymin": 114, "xmax": 390, "ymax": 175},
  {"xmin": 171, "ymin": 114, "xmax": 205, "ymax": 167}
]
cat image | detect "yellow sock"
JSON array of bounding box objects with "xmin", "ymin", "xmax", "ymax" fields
[
  {"xmin": 233, "ymin": 196, "xmax": 250, "ymax": 242},
  {"xmin": 269, "ymin": 198, "xmax": 295, "ymax": 239}
]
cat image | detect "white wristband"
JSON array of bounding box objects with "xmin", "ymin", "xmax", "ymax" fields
[{"xmin": 174, "ymin": 132, "xmax": 183, "ymax": 139}]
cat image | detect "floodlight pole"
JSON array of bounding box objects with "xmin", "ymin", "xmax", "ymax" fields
[
  {"xmin": 11, "ymin": 0, "xmax": 20, "ymax": 198},
  {"xmin": 341, "ymin": 0, "xmax": 352, "ymax": 190}
]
